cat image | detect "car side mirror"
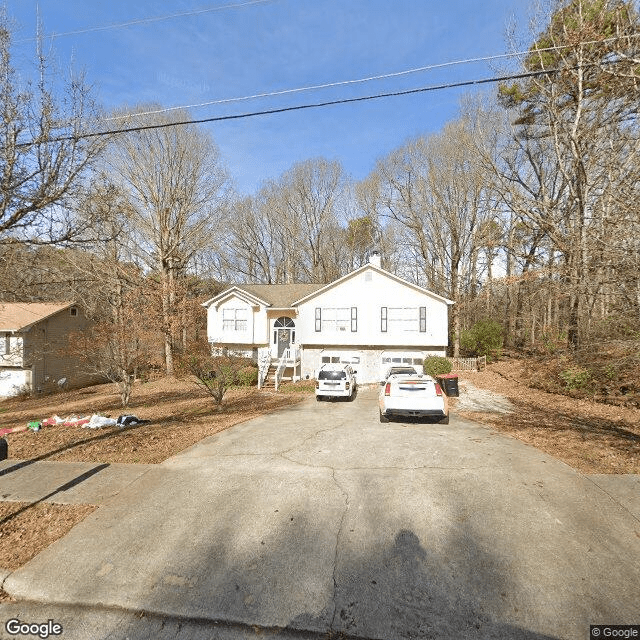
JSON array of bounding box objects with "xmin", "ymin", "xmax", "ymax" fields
[{"xmin": 380, "ymin": 381, "xmax": 386, "ymax": 386}]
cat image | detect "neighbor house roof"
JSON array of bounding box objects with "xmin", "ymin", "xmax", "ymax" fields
[
  {"xmin": 0, "ymin": 302, "xmax": 75, "ymax": 332},
  {"xmin": 203, "ymin": 283, "xmax": 324, "ymax": 309}
]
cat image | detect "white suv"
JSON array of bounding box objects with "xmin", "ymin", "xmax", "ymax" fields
[{"xmin": 315, "ymin": 364, "xmax": 356, "ymax": 401}]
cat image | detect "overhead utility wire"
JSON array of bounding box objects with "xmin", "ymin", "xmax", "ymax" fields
[
  {"xmin": 102, "ymin": 32, "xmax": 640, "ymax": 122},
  {"xmin": 17, "ymin": 64, "xmax": 610, "ymax": 148},
  {"xmin": 15, "ymin": 0, "xmax": 274, "ymax": 42}
]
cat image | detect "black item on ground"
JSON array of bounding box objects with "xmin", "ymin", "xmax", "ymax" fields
[
  {"xmin": 116, "ymin": 415, "xmax": 150, "ymax": 427},
  {"xmin": 0, "ymin": 437, "xmax": 7, "ymax": 461},
  {"xmin": 437, "ymin": 374, "xmax": 459, "ymax": 397}
]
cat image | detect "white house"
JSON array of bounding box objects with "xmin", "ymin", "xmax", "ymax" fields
[{"xmin": 202, "ymin": 254, "xmax": 454, "ymax": 385}]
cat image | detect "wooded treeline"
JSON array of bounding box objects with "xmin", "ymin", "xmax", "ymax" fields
[{"xmin": 1, "ymin": 0, "xmax": 639, "ymax": 380}]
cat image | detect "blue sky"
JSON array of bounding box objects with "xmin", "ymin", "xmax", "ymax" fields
[{"xmin": 6, "ymin": 0, "xmax": 532, "ymax": 194}]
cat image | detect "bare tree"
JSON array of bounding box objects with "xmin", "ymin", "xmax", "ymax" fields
[
  {"xmin": 277, "ymin": 158, "xmax": 344, "ymax": 283},
  {"xmin": 220, "ymin": 158, "xmax": 346, "ymax": 285},
  {"xmin": 0, "ymin": 10, "xmax": 107, "ymax": 248},
  {"xmin": 364, "ymin": 118, "xmax": 492, "ymax": 355},
  {"xmin": 106, "ymin": 108, "xmax": 229, "ymax": 375},
  {"xmin": 494, "ymin": 0, "xmax": 640, "ymax": 349}
]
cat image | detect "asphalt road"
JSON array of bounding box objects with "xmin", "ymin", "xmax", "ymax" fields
[{"xmin": 1, "ymin": 387, "xmax": 639, "ymax": 640}]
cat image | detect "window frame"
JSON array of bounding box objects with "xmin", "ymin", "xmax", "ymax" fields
[
  {"xmin": 222, "ymin": 307, "xmax": 248, "ymax": 332},
  {"xmin": 320, "ymin": 307, "xmax": 350, "ymax": 332}
]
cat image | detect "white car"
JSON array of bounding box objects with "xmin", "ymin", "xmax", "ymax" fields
[
  {"xmin": 378, "ymin": 366, "xmax": 449, "ymax": 423},
  {"xmin": 315, "ymin": 364, "xmax": 356, "ymax": 401}
]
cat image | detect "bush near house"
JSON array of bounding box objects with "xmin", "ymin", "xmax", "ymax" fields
[
  {"xmin": 423, "ymin": 356, "xmax": 452, "ymax": 377},
  {"xmin": 236, "ymin": 365, "xmax": 259, "ymax": 387},
  {"xmin": 176, "ymin": 340, "xmax": 257, "ymax": 405}
]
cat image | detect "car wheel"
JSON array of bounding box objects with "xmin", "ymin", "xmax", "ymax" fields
[
  {"xmin": 379, "ymin": 410, "xmax": 389, "ymax": 423},
  {"xmin": 439, "ymin": 414, "xmax": 449, "ymax": 425},
  {"xmin": 316, "ymin": 395, "xmax": 322, "ymax": 401}
]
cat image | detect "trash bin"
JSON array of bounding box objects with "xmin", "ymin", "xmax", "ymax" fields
[
  {"xmin": 437, "ymin": 373, "xmax": 459, "ymax": 397},
  {"xmin": 0, "ymin": 437, "xmax": 7, "ymax": 461}
]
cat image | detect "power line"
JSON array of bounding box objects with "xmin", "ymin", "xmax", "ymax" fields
[
  {"xmin": 15, "ymin": 0, "xmax": 275, "ymax": 43},
  {"xmin": 17, "ymin": 65, "xmax": 579, "ymax": 148},
  {"xmin": 101, "ymin": 32, "xmax": 640, "ymax": 123}
]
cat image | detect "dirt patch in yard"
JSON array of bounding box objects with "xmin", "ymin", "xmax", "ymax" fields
[
  {"xmin": 0, "ymin": 502, "xmax": 96, "ymax": 578},
  {"xmin": 453, "ymin": 359, "xmax": 640, "ymax": 474},
  {"xmin": 1, "ymin": 377, "xmax": 307, "ymax": 464}
]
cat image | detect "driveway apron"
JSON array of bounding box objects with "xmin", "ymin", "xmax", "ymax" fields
[{"xmin": 2, "ymin": 387, "xmax": 639, "ymax": 640}]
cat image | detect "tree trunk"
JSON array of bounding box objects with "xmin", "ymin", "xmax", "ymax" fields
[
  {"xmin": 450, "ymin": 255, "xmax": 460, "ymax": 357},
  {"xmin": 162, "ymin": 263, "xmax": 175, "ymax": 376}
]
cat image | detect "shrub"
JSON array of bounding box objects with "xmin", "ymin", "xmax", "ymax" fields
[
  {"xmin": 459, "ymin": 320, "xmax": 503, "ymax": 360},
  {"xmin": 176, "ymin": 341, "xmax": 251, "ymax": 405},
  {"xmin": 459, "ymin": 329, "xmax": 476, "ymax": 356},
  {"xmin": 588, "ymin": 314, "xmax": 640, "ymax": 341},
  {"xmin": 559, "ymin": 367, "xmax": 591, "ymax": 390},
  {"xmin": 423, "ymin": 356, "xmax": 452, "ymax": 377},
  {"xmin": 235, "ymin": 365, "xmax": 258, "ymax": 387}
]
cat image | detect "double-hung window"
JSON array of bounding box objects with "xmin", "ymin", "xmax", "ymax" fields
[
  {"xmin": 222, "ymin": 308, "xmax": 247, "ymax": 331},
  {"xmin": 320, "ymin": 307, "xmax": 350, "ymax": 332},
  {"xmin": 381, "ymin": 307, "xmax": 427, "ymax": 333}
]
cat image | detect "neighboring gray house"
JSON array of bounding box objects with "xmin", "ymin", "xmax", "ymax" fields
[{"xmin": 0, "ymin": 302, "xmax": 92, "ymax": 397}]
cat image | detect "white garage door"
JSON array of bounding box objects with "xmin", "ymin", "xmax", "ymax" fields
[{"xmin": 0, "ymin": 369, "xmax": 31, "ymax": 397}]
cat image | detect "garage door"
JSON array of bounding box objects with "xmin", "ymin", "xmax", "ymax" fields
[
  {"xmin": 0, "ymin": 369, "xmax": 31, "ymax": 397},
  {"xmin": 380, "ymin": 352, "xmax": 426, "ymax": 379}
]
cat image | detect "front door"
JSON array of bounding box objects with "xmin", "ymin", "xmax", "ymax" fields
[
  {"xmin": 277, "ymin": 329, "xmax": 291, "ymax": 358},
  {"xmin": 274, "ymin": 316, "xmax": 295, "ymax": 358}
]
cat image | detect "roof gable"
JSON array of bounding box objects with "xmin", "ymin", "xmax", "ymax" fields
[
  {"xmin": 292, "ymin": 265, "xmax": 454, "ymax": 306},
  {"xmin": 0, "ymin": 302, "xmax": 75, "ymax": 332}
]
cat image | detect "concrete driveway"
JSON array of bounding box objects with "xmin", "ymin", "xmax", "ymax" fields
[{"xmin": 1, "ymin": 387, "xmax": 639, "ymax": 640}]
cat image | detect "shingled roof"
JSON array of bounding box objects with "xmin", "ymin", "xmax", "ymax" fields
[
  {"xmin": 0, "ymin": 302, "xmax": 74, "ymax": 332},
  {"xmin": 229, "ymin": 284, "xmax": 324, "ymax": 308}
]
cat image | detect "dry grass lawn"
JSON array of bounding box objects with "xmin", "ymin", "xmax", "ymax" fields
[
  {"xmin": 0, "ymin": 377, "xmax": 309, "ymax": 585},
  {"xmin": 454, "ymin": 359, "xmax": 640, "ymax": 474},
  {"xmin": 0, "ymin": 377, "xmax": 307, "ymax": 464},
  {"xmin": 1, "ymin": 366, "xmax": 639, "ymax": 583}
]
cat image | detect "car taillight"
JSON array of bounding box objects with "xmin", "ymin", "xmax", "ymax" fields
[
  {"xmin": 345, "ymin": 381, "xmax": 350, "ymax": 389},
  {"xmin": 384, "ymin": 382, "xmax": 391, "ymax": 396},
  {"xmin": 315, "ymin": 381, "xmax": 319, "ymax": 389},
  {"xmin": 435, "ymin": 383, "xmax": 443, "ymax": 396}
]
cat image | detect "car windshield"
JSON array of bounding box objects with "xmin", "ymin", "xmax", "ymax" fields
[
  {"xmin": 319, "ymin": 370, "xmax": 346, "ymax": 380},
  {"xmin": 387, "ymin": 367, "xmax": 418, "ymax": 377}
]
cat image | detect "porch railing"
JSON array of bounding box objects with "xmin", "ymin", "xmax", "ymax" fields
[
  {"xmin": 257, "ymin": 348, "xmax": 272, "ymax": 390},
  {"xmin": 280, "ymin": 346, "xmax": 300, "ymax": 363},
  {"xmin": 274, "ymin": 354, "xmax": 288, "ymax": 391}
]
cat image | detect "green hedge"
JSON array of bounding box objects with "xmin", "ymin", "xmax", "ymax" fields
[{"xmin": 423, "ymin": 356, "xmax": 452, "ymax": 377}]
